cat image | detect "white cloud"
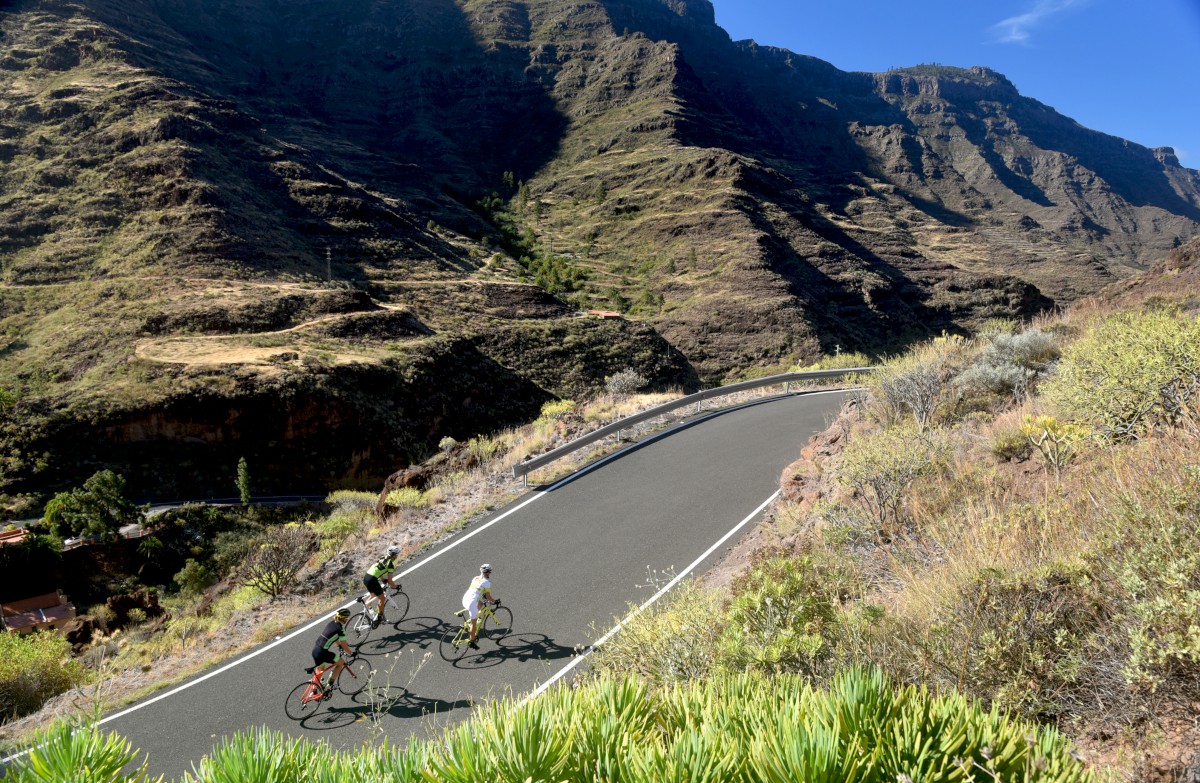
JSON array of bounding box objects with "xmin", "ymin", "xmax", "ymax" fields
[{"xmin": 991, "ymin": 0, "xmax": 1087, "ymax": 45}]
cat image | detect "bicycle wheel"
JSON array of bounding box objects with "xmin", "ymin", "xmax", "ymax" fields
[
  {"xmin": 284, "ymin": 681, "xmax": 322, "ymax": 720},
  {"xmin": 387, "ymin": 590, "xmax": 411, "ymax": 624},
  {"xmin": 439, "ymin": 623, "xmax": 469, "ymax": 662},
  {"xmin": 482, "ymin": 605, "xmax": 513, "ymax": 642},
  {"xmin": 338, "ymin": 656, "xmax": 373, "ymax": 697},
  {"xmin": 345, "ymin": 611, "xmax": 373, "ymax": 646}
]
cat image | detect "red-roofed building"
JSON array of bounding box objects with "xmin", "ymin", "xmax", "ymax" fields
[
  {"xmin": 1, "ymin": 591, "xmax": 76, "ymax": 634},
  {"xmin": 0, "ymin": 527, "xmax": 30, "ymax": 546}
]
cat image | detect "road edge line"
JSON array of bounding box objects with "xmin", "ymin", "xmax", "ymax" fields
[{"xmin": 521, "ymin": 489, "xmax": 781, "ymax": 704}]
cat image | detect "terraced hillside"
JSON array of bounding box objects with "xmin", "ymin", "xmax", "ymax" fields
[{"xmin": 1, "ymin": 0, "xmax": 1197, "ymax": 508}]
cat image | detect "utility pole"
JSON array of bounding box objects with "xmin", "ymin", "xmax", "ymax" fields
[{"xmin": 325, "ymin": 247, "xmax": 332, "ymax": 281}]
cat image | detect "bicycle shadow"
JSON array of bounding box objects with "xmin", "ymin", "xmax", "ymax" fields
[
  {"xmin": 448, "ymin": 631, "xmax": 579, "ymax": 670},
  {"xmin": 356, "ymin": 615, "xmax": 444, "ymax": 656},
  {"xmin": 295, "ymin": 699, "xmax": 373, "ymax": 731},
  {"xmin": 352, "ymin": 686, "xmax": 474, "ymax": 720}
]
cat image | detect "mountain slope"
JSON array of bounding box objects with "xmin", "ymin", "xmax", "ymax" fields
[{"xmin": 0, "ymin": 0, "xmax": 1197, "ymax": 504}]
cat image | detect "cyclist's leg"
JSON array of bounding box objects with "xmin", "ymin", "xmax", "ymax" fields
[
  {"xmin": 464, "ymin": 600, "xmax": 481, "ymax": 641},
  {"xmin": 312, "ymin": 647, "xmax": 337, "ymax": 688},
  {"xmin": 363, "ymin": 575, "xmax": 385, "ymax": 617},
  {"xmin": 470, "ymin": 602, "xmax": 482, "ymax": 641},
  {"xmin": 330, "ymin": 651, "xmax": 347, "ymax": 684}
]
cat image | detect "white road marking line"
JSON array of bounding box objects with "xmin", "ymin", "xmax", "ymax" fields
[
  {"xmin": 522, "ymin": 489, "xmax": 781, "ymax": 704},
  {"xmin": 2, "ymin": 388, "xmax": 847, "ymax": 765}
]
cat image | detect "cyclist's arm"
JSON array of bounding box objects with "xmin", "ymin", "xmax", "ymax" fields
[{"xmin": 337, "ymin": 639, "xmax": 353, "ymax": 656}]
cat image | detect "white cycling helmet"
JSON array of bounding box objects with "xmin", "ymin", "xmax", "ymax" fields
[
  {"xmin": 387, "ymin": 544, "xmax": 401, "ymax": 555},
  {"xmin": 480, "ymin": 563, "xmax": 493, "ymax": 573}
]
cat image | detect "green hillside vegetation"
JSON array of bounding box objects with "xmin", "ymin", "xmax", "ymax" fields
[
  {"xmin": 7, "ymin": 288, "xmax": 1197, "ymax": 778},
  {"xmin": 8, "ymin": 669, "xmax": 1091, "ymax": 782},
  {"xmin": 590, "ymin": 297, "xmax": 1200, "ymax": 776}
]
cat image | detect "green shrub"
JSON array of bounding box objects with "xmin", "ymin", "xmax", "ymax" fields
[
  {"xmin": 384, "ymin": 487, "xmax": 428, "ymax": 509},
  {"xmin": 536, "ymin": 398, "xmax": 576, "ymax": 423},
  {"xmin": 465, "ymin": 436, "xmax": 501, "ymax": 463},
  {"xmin": 173, "ymin": 558, "xmax": 213, "ymax": 595},
  {"xmin": 12, "ymin": 671, "xmax": 1093, "ymax": 783},
  {"xmin": 909, "ymin": 564, "xmax": 1110, "ymax": 720},
  {"xmin": 235, "ymin": 524, "xmax": 316, "ymax": 598},
  {"xmin": 42, "ymin": 469, "xmax": 141, "ymax": 540},
  {"xmin": 587, "ymin": 581, "xmax": 723, "ymax": 687},
  {"xmin": 6, "ymin": 720, "xmax": 154, "ymax": 783},
  {"xmin": 210, "ymin": 528, "xmax": 258, "ymax": 578},
  {"xmin": 605, "ymin": 368, "xmax": 647, "ymax": 396},
  {"xmin": 316, "ymin": 509, "xmax": 363, "ymax": 556},
  {"xmin": 991, "ymin": 425, "xmax": 1033, "ymax": 461},
  {"xmin": 1106, "ymin": 464, "xmax": 1200, "ymax": 693},
  {"xmin": 1021, "ymin": 415, "xmax": 1088, "ymax": 476},
  {"xmin": 125, "ymin": 608, "xmax": 148, "ymax": 625},
  {"xmin": 866, "ymin": 348, "xmax": 955, "ymax": 432},
  {"xmin": 717, "ymin": 556, "xmax": 841, "ymax": 677},
  {"xmin": 0, "ymin": 631, "xmax": 89, "ymax": 720},
  {"xmin": 839, "ymin": 426, "xmax": 946, "ymax": 535},
  {"xmin": 955, "ymin": 328, "xmax": 1058, "ymax": 401},
  {"xmin": 1044, "ymin": 308, "xmax": 1200, "ymax": 439}
]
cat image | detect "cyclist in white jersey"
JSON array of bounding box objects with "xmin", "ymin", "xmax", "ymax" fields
[{"xmin": 461, "ymin": 563, "xmax": 498, "ymax": 650}]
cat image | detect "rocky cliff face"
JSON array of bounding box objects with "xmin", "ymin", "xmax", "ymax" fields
[{"xmin": 0, "ymin": 0, "xmax": 1197, "ymax": 503}]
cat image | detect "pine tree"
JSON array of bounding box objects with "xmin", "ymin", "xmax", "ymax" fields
[{"xmin": 236, "ymin": 457, "xmax": 251, "ymax": 505}]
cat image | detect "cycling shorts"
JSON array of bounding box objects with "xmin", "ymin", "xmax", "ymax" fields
[
  {"xmin": 312, "ymin": 646, "xmax": 344, "ymax": 666},
  {"xmin": 363, "ymin": 574, "xmax": 384, "ymax": 596}
]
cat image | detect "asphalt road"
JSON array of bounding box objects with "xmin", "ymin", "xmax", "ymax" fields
[{"xmin": 24, "ymin": 390, "xmax": 850, "ymax": 781}]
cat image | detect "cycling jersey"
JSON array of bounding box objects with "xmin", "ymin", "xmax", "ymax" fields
[
  {"xmin": 367, "ymin": 555, "xmax": 396, "ymax": 579},
  {"xmin": 461, "ymin": 575, "xmax": 491, "ymax": 618},
  {"xmin": 315, "ymin": 620, "xmax": 346, "ymax": 652}
]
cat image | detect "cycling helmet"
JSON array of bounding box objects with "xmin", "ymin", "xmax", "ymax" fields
[
  {"xmin": 480, "ymin": 563, "xmax": 493, "ymax": 573},
  {"xmin": 387, "ymin": 544, "xmax": 401, "ymax": 556},
  {"xmin": 334, "ymin": 608, "xmax": 351, "ymax": 621}
]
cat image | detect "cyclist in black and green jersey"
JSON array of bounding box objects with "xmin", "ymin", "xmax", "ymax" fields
[
  {"xmin": 363, "ymin": 544, "xmax": 401, "ymax": 628},
  {"xmin": 310, "ymin": 608, "xmax": 354, "ymax": 689}
]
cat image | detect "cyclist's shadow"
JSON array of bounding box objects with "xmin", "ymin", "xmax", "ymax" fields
[
  {"xmin": 448, "ymin": 631, "xmax": 579, "ymax": 670},
  {"xmin": 352, "ymin": 687, "xmax": 474, "ymax": 720},
  {"xmin": 356, "ymin": 615, "xmax": 443, "ymax": 656}
]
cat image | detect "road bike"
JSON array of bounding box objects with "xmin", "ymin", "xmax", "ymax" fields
[
  {"xmin": 283, "ymin": 654, "xmax": 372, "ymax": 720},
  {"xmin": 346, "ymin": 585, "xmax": 410, "ymax": 646},
  {"xmin": 439, "ymin": 600, "xmax": 513, "ymax": 662}
]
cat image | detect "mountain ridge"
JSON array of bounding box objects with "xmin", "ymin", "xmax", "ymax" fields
[{"xmin": 0, "ymin": 0, "xmax": 1197, "ymax": 503}]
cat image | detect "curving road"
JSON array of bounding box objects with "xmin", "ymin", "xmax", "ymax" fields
[{"xmin": 30, "ymin": 390, "xmax": 850, "ymax": 781}]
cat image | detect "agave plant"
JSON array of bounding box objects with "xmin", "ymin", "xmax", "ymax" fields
[{"xmin": 6, "ymin": 720, "xmax": 155, "ymax": 783}]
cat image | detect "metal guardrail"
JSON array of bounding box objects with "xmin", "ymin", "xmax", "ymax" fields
[{"xmin": 512, "ymin": 367, "xmax": 874, "ymax": 483}]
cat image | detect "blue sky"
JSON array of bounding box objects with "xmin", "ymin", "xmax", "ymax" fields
[{"xmin": 708, "ymin": 0, "xmax": 1200, "ymax": 168}]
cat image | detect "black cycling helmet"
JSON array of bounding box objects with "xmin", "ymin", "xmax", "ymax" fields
[{"xmin": 334, "ymin": 607, "xmax": 351, "ymax": 621}]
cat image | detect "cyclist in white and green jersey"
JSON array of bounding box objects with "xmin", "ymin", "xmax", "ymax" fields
[
  {"xmin": 461, "ymin": 563, "xmax": 499, "ymax": 650},
  {"xmin": 363, "ymin": 544, "xmax": 401, "ymax": 628}
]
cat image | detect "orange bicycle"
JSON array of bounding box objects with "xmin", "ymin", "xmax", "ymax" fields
[{"xmin": 284, "ymin": 655, "xmax": 371, "ymax": 719}]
